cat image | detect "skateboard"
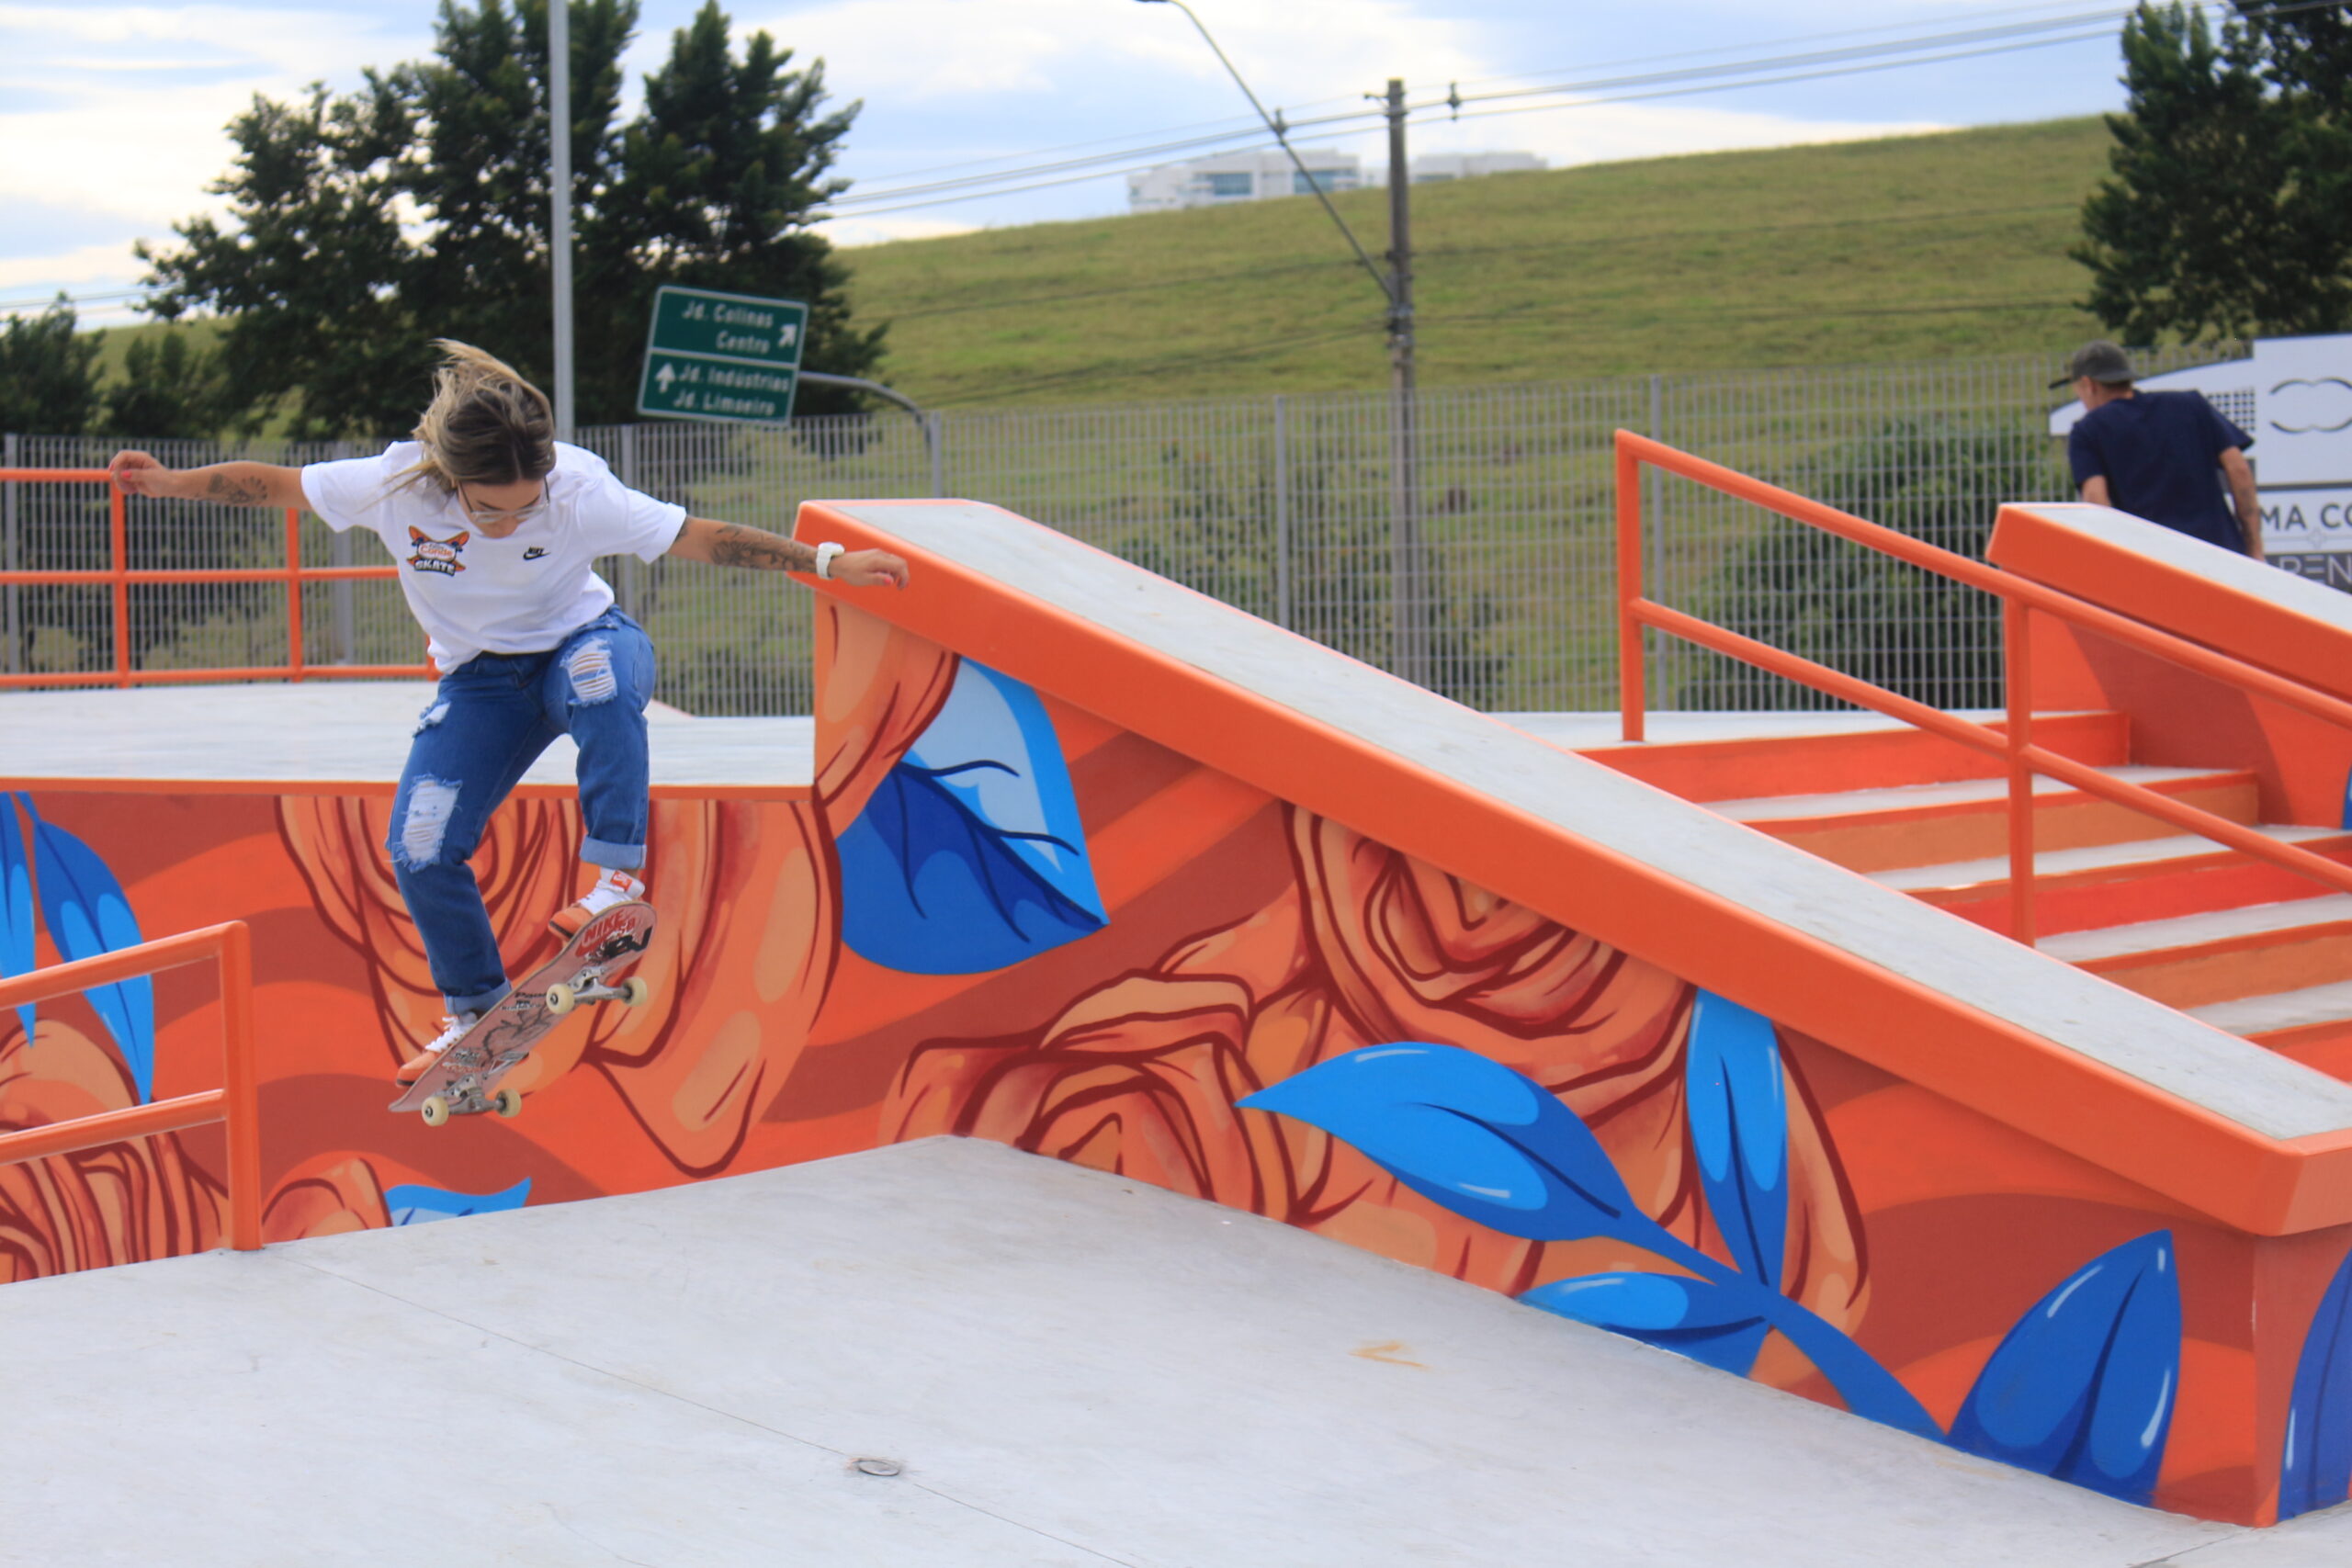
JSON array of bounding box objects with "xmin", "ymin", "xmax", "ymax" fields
[{"xmin": 388, "ymin": 900, "xmax": 659, "ymax": 1126}]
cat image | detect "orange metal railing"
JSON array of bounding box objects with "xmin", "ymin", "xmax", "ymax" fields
[
  {"xmin": 0, "ymin": 921, "xmax": 262, "ymax": 1252},
  {"xmin": 1615, "ymin": 431, "xmax": 2352, "ymax": 945},
  {"xmin": 0, "ymin": 468, "xmax": 430, "ymax": 689}
]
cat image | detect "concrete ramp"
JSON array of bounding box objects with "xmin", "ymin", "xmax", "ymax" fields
[{"xmin": 6, "ymin": 1135, "xmax": 2340, "ymax": 1568}]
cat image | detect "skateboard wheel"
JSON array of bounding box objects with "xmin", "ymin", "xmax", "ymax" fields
[
  {"xmin": 545, "ymin": 982, "xmax": 577, "ymax": 1017},
  {"xmin": 619, "ymin": 976, "xmax": 651, "ymax": 1008},
  {"xmin": 420, "ymin": 1095, "xmax": 451, "ymax": 1128},
  {"xmin": 492, "ymin": 1087, "xmax": 523, "ymax": 1119}
]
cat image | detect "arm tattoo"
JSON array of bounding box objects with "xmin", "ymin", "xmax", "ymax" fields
[
  {"xmin": 204, "ymin": 471, "xmax": 271, "ymax": 507},
  {"xmin": 706, "ymin": 524, "xmax": 817, "ymax": 572}
]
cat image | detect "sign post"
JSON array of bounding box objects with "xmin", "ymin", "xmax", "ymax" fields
[{"xmin": 636, "ymin": 286, "xmax": 808, "ymax": 423}]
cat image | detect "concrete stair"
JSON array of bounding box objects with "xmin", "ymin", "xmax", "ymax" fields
[{"xmin": 1623, "ymin": 714, "xmax": 2352, "ymax": 1082}]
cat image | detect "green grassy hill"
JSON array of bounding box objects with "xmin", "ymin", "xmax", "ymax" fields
[
  {"xmin": 85, "ymin": 117, "xmax": 2116, "ymax": 418},
  {"xmin": 841, "ymin": 117, "xmax": 2114, "ymax": 409}
]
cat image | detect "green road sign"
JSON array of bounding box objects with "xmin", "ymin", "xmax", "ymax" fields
[{"xmin": 636, "ymin": 286, "xmax": 808, "ymax": 423}]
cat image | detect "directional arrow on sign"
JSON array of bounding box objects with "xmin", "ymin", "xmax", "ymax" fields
[{"xmin": 656, "ymin": 364, "xmax": 677, "ymax": 393}]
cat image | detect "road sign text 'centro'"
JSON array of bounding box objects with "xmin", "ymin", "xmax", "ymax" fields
[{"xmin": 637, "ymin": 286, "xmax": 809, "ymax": 424}]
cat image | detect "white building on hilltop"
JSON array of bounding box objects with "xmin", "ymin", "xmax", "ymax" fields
[
  {"xmin": 1127, "ymin": 150, "xmax": 1364, "ymax": 214},
  {"xmin": 1127, "ymin": 149, "xmax": 1544, "ymax": 213}
]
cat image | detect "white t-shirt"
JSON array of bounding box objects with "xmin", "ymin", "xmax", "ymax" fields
[{"xmin": 300, "ymin": 440, "xmax": 687, "ymax": 670}]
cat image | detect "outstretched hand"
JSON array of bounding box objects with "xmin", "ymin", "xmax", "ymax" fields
[
  {"xmin": 834, "ymin": 548, "xmax": 910, "ymax": 589},
  {"xmin": 107, "ymin": 450, "xmax": 176, "ymax": 497}
]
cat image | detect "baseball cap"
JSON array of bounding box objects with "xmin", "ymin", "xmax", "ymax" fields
[{"xmin": 2051, "ymin": 341, "xmax": 2135, "ymax": 389}]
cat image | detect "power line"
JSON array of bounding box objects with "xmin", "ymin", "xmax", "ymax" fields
[{"xmin": 818, "ymin": 6, "xmax": 2142, "ymax": 220}]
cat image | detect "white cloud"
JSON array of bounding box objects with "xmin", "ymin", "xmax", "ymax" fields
[
  {"xmin": 1409, "ymin": 98, "xmax": 1951, "ymax": 173},
  {"xmin": 0, "ymin": 243, "xmax": 143, "ymax": 292},
  {"xmin": 746, "ymin": 0, "xmax": 1491, "ymax": 108},
  {"xmin": 818, "ymin": 213, "xmax": 978, "ymax": 249}
]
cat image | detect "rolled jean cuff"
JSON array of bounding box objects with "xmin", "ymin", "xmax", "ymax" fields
[
  {"xmin": 448, "ymin": 979, "xmax": 513, "ymax": 1017},
  {"xmin": 581, "ymin": 836, "xmax": 646, "ymax": 871}
]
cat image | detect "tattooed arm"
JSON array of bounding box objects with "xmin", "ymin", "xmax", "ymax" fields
[
  {"xmin": 667, "ymin": 517, "xmax": 909, "ymax": 588},
  {"xmin": 107, "ymin": 451, "xmax": 310, "ymax": 510}
]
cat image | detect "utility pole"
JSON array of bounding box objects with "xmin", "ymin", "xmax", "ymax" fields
[
  {"xmin": 549, "ymin": 0, "xmax": 576, "ymax": 436},
  {"xmin": 1381, "ymin": 78, "xmax": 1427, "ymax": 688}
]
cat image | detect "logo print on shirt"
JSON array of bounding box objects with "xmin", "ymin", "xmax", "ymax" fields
[
  {"xmin": 522, "ymin": 545, "xmax": 548, "ymax": 561},
  {"xmin": 406, "ymin": 527, "xmax": 470, "ymax": 576}
]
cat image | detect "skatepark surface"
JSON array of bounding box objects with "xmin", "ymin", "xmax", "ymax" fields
[{"xmin": 5, "ymin": 1134, "xmax": 2347, "ymax": 1568}]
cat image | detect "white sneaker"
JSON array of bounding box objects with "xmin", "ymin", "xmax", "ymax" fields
[
  {"xmin": 397, "ymin": 1011, "xmax": 480, "ymax": 1085},
  {"xmin": 550, "ymin": 867, "xmax": 647, "ymax": 937}
]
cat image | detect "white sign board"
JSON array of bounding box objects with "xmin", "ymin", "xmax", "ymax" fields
[{"xmin": 2048, "ymin": 333, "xmax": 2352, "ymax": 572}]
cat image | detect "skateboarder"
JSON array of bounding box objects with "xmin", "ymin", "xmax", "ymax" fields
[{"xmin": 107, "ymin": 340, "xmax": 910, "ymax": 1085}]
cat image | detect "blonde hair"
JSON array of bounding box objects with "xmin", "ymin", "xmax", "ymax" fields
[{"xmin": 394, "ymin": 339, "xmax": 556, "ymax": 494}]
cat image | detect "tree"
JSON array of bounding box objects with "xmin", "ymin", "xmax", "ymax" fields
[
  {"xmin": 101, "ymin": 331, "xmax": 233, "ymax": 442},
  {"xmin": 0, "ymin": 299, "xmax": 102, "ymax": 437},
  {"xmin": 139, "ymin": 0, "xmax": 880, "ymax": 436},
  {"xmin": 140, "ymin": 84, "xmax": 420, "ymax": 439},
  {"xmin": 2075, "ymin": 3, "xmax": 2352, "ymax": 343}
]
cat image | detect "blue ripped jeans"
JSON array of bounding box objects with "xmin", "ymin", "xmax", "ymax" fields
[{"xmin": 386, "ymin": 608, "xmax": 656, "ymax": 1015}]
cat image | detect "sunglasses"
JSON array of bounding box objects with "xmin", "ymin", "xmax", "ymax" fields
[{"xmin": 458, "ymin": 485, "xmax": 550, "ymax": 528}]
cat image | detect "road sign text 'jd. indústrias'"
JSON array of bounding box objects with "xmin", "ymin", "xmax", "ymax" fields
[{"xmin": 637, "ymin": 286, "xmax": 808, "ymax": 423}]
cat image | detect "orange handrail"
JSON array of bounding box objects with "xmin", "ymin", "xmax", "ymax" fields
[
  {"xmin": 1615, "ymin": 431, "xmax": 2352, "ymax": 945},
  {"xmin": 0, "ymin": 921, "xmax": 261, "ymax": 1252},
  {"xmin": 0, "ymin": 468, "xmax": 431, "ymax": 689}
]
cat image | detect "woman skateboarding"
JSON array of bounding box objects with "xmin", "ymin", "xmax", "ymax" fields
[{"xmin": 107, "ymin": 339, "xmax": 909, "ymax": 1086}]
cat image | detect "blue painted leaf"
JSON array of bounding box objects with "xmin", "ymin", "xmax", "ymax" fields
[
  {"xmin": 0, "ymin": 796, "xmax": 33, "ymax": 1041},
  {"xmin": 1949, "ymin": 1231, "xmax": 2182, "ymax": 1505},
  {"xmin": 382, "ymin": 1178, "xmax": 532, "ymax": 1227},
  {"xmin": 2280, "ymin": 1243, "xmax": 2352, "ymax": 1519},
  {"xmin": 1241, "ymin": 1043, "xmax": 1674, "ymax": 1249},
  {"xmin": 1523, "ymin": 1270, "xmax": 1770, "ymax": 1375},
  {"xmin": 19, "ymin": 795, "xmax": 153, "ymax": 1101},
  {"xmin": 838, "ymin": 659, "xmax": 1107, "ymax": 975},
  {"xmin": 1685, "ymin": 989, "xmax": 1789, "ymax": 1288}
]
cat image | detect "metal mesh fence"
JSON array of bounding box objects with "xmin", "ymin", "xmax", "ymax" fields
[{"xmin": 3, "ymin": 344, "xmax": 2238, "ymax": 716}]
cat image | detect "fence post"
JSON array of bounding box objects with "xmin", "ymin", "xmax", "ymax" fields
[
  {"xmin": 1645, "ymin": 372, "xmax": 1664, "ymax": 711},
  {"xmin": 1273, "ymin": 395, "xmax": 1292, "ymax": 630},
  {"xmin": 3, "ymin": 433, "xmax": 17, "ymax": 675},
  {"xmin": 616, "ymin": 423, "xmax": 642, "ymax": 618},
  {"xmin": 927, "ymin": 412, "xmax": 947, "ymax": 499},
  {"xmin": 332, "ymin": 440, "xmax": 356, "ymax": 665}
]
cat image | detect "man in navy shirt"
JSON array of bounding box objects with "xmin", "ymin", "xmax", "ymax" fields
[{"xmin": 2058, "ymin": 340, "xmax": 2265, "ymax": 561}]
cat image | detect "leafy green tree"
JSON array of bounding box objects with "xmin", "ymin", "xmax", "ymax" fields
[
  {"xmin": 139, "ymin": 0, "xmax": 880, "ymax": 436},
  {"xmin": 0, "ymin": 298, "xmax": 102, "ymax": 436},
  {"xmin": 101, "ymin": 330, "xmax": 233, "ymax": 441},
  {"xmin": 588, "ymin": 1, "xmax": 882, "ymax": 420},
  {"xmin": 140, "ymin": 84, "xmax": 419, "ymax": 438},
  {"xmin": 2075, "ymin": 3, "xmax": 2352, "ymax": 342}
]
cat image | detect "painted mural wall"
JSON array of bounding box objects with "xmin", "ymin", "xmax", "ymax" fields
[{"xmin": 4, "ymin": 597, "xmax": 2351, "ymax": 1526}]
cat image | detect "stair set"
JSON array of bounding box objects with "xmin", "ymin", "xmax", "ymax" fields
[{"xmin": 1609, "ymin": 712, "xmax": 2352, "ymax": 1082}]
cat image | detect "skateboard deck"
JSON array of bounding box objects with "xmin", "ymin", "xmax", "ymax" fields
[{"xmin": 389, "ymin": 900, "xmax": 658, "ymax": 1122}]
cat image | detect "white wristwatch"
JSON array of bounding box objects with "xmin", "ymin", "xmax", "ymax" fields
[{"xmin": 812, "ymin": 541, "xmax": 846, "ymax": 581}]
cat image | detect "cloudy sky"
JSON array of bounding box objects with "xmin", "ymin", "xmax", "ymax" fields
[{"xmin": 0, "ymin": 0, "xmax": 2140, "ymax": 323}]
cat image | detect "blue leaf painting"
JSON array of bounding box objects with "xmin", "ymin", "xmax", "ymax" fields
[
  {"xmin": 1240, "ymin": 1043, "xmax": 1669, "ymax": 1247},
  {"xmin": 1949, "ymin": 1231, "xmax": 2182, "ymax": 1505},
  {"xmin": 17, "ymin": 795, "xmax": 153, "ymax": 1101},
  {"xmin": 1524, "ymin": 1271, "xmax": 1771, "ymax": 1375},
  {"xmin": 1685, "ymin": 990, "xmax": 1789, "ymax": 1288},
  {"xmin": 0, "ymin": 796, "xmax": 33, "ymax": 1041},
  {"xmin": 382, "ymin": 1178, "xmax": 533, "ymax": 1227},
  {"xmin": 2280, "ymin": 1244, "xmax": 2352, "ymax": 1520},
  {"xmin": 838, "ymin": 659, "xmax": 1107, "ymax": 976},
  {"xmin": 1250, "ymin": 1043, "xmax": 1947, "ymax": 1441}
]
